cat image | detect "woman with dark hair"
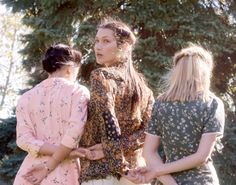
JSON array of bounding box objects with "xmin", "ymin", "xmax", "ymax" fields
[
  {"xmin": 14, "ymin": 44, "xmax": 89, "ymax": 185},
  {"xmin": 78, "ymin": 18, "xmax": 176, "ymax": 185},
  {"xmin": 25, "ymin": 18, "xmax": 176, "ymax": 185}
]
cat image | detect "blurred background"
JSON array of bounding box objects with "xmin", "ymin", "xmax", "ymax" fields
[{"xmin": 0, "ymin": 0, "xmax": 235, "ymax": 184}]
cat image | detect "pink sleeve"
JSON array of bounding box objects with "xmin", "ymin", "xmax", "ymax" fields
[
  {"xmin": 16, "ymin": 96, "xmax": 44, "ymax": 157},
  {"xmin": 61, "ymin": 86, "xmax": 90, "ymax": 149}
]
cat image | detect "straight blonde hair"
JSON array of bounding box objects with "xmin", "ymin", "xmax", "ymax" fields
[{"xmin": 158, "ymin": 44, "xmax": 213, "ymax": 102}]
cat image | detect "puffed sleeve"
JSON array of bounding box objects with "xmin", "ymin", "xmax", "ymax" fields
[
  {"xmin": 61, "ymin": 86, "xmax": 90, "ymax": 149},
  {"xmin": 121, "ymin": 90, "xmax": 154, "ymax": 153},
  {"xmin": 203, "ymin": 97, "xmax": 225, "ymax": 137},
  {"xmin": 16, "ymin": 95, "xmax": 44, "ymax": 157},
  {"xmin": 90, "ymin": 69, "xmax": 128, "ymax": 175},
  {"xmin": 145, "ymin": 100, "xmax": 163, "ymax": 137}
]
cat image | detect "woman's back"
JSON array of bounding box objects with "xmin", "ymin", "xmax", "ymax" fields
[
  {"xmin": 15, "ymin": 78, "xmax": 89, "ymax": 185},
  {"xmin": 80, "ymin": 65, "xmax": 154, "ymax": 182},
  {"xmin": 147, "ymin": 94, "xmax": 224, "ymax": 184},
  {"xmin": 18, "ymin": 78, "xmax": 88, "ymax": 145}
]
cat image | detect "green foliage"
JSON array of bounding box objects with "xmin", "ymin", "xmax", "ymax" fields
[
  {"xmin": 1, "ymin": 0, "xmax": 236, "ymax": 183},
  {"xmin": 214, "ymin": 112, "xmax": 236, "ymax": 185},
  {"xmin": 0, "ymin": 116, "xmax": 17, "ymax": 159},
  {"xmin": 0, "ymin": 116, "xmax": 26, "ymax": 182}
]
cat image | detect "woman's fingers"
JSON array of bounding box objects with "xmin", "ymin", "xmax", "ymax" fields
[
  {"xmin": 70, "ymin": 150, "xmax": 86, "ymax": 158},
  {"xmin": 76, "ymin": 148, "xmax": 87, "ymax": 154},
  {"xmin": 86, "ymin": 150, "xmax": 96, "ymax": 160},
  {"xmin": 87, "ymin": 143, "xmax": 103, "ymax": 151},
  {"xmin": 125, "ymin": 172, "xmax": 144, "ymax": 184},
  {"xmin": 23, "ymin": 166, "xmax": 40, "ymax": 178},
  {"xmin": 136, "ymin": 166, "xmax": 148, "ymax": 174},
  {"xmin": 23, "ymin": 174, "xmax": 37, "ymax": 184},
  {"xmin": 22, "ymin": 164, "xmax": 48, "ymax": 184},
  {"xmin": 87, "ymin": 150, "xmax": 105, "ymax": 160},
  {"xmin": 74, "ymin": 146, "xmax": 104, "ymax": 160}
]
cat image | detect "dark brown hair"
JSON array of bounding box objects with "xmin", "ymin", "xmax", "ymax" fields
[
  {"xmin": 98, "ymin": 18, "xmax": 146, "ymax": 120},
  {"xmin": 42, "ymin": 43, "xmax": 82, "ymax": 73}
]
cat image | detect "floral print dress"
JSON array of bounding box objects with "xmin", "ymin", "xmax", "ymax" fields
[
  {"xmin": 79, "ymin": 63, "xmax": 154, "ymax": 183},
  {"xmin": 146, "ymin": 94, "xmax": 224, "ymax": 185},
  {"xmin": 14, "ymin": 78, "xmax": 90, "ymax": 185}
]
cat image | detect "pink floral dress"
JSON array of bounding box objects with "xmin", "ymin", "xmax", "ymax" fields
[{"xmin": 13, "ymin": 78, "xmax": 90, "ymax": 185}]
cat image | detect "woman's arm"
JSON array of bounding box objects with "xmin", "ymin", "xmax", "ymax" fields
[
  {"xmin": 88, "ymin": 92, "xmax": 153, "ymax": 161},
  {"xmin": 43, "ymin": 86, "xmax": 90, "ymax": 169},
  {"xmin": 23, "ymin": 87, "xmax": 89, "ymax": 184},
  {"xmin": 153, "ymin": 133, "xmax": 218, "ymax": 176},
  {"xmin": 154, "ymin": 97, "xmax": 225, "ymax": 176},
  {"xmin": 138, "ymin": 100, "xmax": 177, "ymax": 184},
  {"xmin": 16, "ymin": 97, "xmax": 83, "ymax": 157},
  {"xmin": 90, "ymin": 69, "xmax": 129, "ymax": 175},
  {"xmin": 16, "ymin": 97, "xmax": 45, "ymax": 157},
  {"xmin": 38, "ymin": 143, "xmax": 58, "ymax": 155},
  {"xmin": 143, "ymin": 134, "xmax": 177, "ymax": 185}
]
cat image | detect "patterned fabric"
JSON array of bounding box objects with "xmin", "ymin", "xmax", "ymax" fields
[
  {"xmin": 81, "ymin": 175, "xmax": 147, "ymax": 185},
  {"xmin": 14, "ymin": 78, "xmax": 90, "ymax": 185},
  {"xmin": 146, "ymin": 94, "xmax": 225, "ymax": 185},
  {"xmin": 79, "ymin": 63, "xmax": 154, "ymax": 183}
]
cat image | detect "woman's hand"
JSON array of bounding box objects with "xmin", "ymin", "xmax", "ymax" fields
[
  {"xmin": 87, "ymin": 143, "xmax": 103, "ymax": 151},
  {"xmin": 69, "ymin": 148, "xmax": 86, "ymax": 159},
  {"xmin": 86, "ymin": 144, "xmax": 105, "ymax": 160},
  {"xmin": 126, "ymin": 167, "xmax": 157, "ymax": 184},
  {"xmin": 22, "ymin": 163, "xmax": 49, "ymax": 185},
  {"xmin": 123, "ymin": 169, "xmax": 146, "ymax": 184},
  {"xmin": 69, "ymin": 144, "xmax": 105, "ymax": 161}
]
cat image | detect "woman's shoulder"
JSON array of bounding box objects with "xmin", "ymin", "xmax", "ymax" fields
[
  {"xmin": 206, "ymin": 93, "xmax": 224, "ymax": 112},
  {"xmin": 90, "ymin": 67, "xmax": 123, "ymax": 81},
  {"xmin": 53, "ymin": 78, "xmax": 89, "ymax": 94},
  {"xmin": 208, "ymin": 93, "xmax": 223, "ymax": 105},
  {"xmin": 17, "ymin": 88, "xmax": 35, "ymax": 107},
  {"xmin": 73, "ymin": 83, "xmax": 90, "ymax": 98}
]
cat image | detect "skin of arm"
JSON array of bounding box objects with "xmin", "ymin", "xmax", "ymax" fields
[
  {"xmin": 38, "ymin": 143, "xmax": 58, "ymax": 156},
  {"xmin": 142, "ymin": 134, "xmax": 177, "ymax": 185},
  {"xmin": 154, "ymin": 133, "xmax": 218, "ymax": 176},
  {"xmin": 152, "ymin": 97, "xmax": 225, "ymax": 177},
  {"xmin": 137, "ymin": 132, "xmax": 218, "ymax": 184}
]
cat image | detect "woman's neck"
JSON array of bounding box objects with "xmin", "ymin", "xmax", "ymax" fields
[{"xmin": 48, "ymin": 71, "xmax": 71, "ymax": 81}]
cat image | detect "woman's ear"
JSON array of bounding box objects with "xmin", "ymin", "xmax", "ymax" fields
[{"xmin": 65, "ymin": 66, "xmax": 72, "ymax": 76}]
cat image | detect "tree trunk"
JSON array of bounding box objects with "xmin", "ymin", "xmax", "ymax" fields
[{"xmin": 0, "ymin": 28, "xmax": 17, "ymax": 108}]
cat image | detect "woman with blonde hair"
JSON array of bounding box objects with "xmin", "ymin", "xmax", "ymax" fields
[
  {"xmin": 131, "ymin": 44, "xmax": 225, "ymax": 185},
  {"xmin": 24, "ymin": 18, "xmax": 176, "ymax": 185}
]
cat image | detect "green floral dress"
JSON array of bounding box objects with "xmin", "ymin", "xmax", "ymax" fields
[{"xmin": 146, "ymin": 95, "xmax": 224, "ymax": 185}]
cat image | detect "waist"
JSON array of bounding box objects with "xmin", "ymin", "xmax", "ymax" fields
[{"xmin": 80, "ymin": 149, "xmax": 145, "ymax": 182}]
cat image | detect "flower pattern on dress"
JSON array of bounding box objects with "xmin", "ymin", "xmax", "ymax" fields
[
  {"xmin": 79, "ymin": 64, "xmax": 154, "ymax": 183},
  {"xmin": 147, "ymin": 95, "xmax": 225, "ymax": 185},
  {"xmin": 14, "ymin": 78, "xmax": 90, "ymax": 185}
]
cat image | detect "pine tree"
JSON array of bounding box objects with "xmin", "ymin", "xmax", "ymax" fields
[{"xmin": 0, "ymin": 0, "xmax": 236, "ymax": 184}]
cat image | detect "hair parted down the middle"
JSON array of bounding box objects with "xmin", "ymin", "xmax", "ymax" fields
[
  {"xmin": 158, "ymin": 43, "xmax": 213, "ymax": 102},
  {"xmin": 98, "ymin": 17, "xmax": 147, "ymax": 121}
]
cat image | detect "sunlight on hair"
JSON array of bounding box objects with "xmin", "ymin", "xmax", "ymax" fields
[{"xmin": 159, "ymin": 44, "xmax": 213, "ymax": 102}]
